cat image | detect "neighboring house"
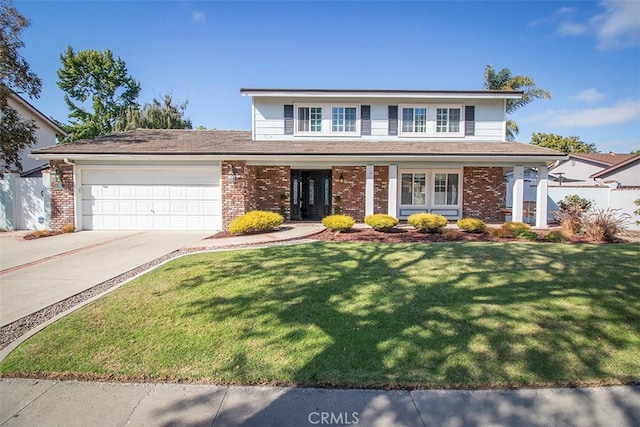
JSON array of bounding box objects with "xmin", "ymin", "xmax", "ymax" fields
[
  {"xmin": 2, "ymin": 92, "xmax": 67, "ymax": 175},
  {"xmin": 0, "ymin": 93, "xmax": 67, "ymax": 230},
  {"xmin": 549, "ymin": 153, "xmax": 640, "ymax": 188},
  {"xmin": 31, "ymin": 88, "xmax": 565, "ymax": 231}
]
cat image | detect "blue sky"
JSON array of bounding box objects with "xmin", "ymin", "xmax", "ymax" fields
[{"xmin": 16, "ymin": 0, "xmax": 640, "ymax": 152}]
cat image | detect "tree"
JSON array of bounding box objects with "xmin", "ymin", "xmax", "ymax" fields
[
  {"xmin": 0, "ymin": 0, "xmax": 42, "ymax": 174},
  {"xmin": 57, "ymin": 46, "xmax": 140, "ymax": 141},
  {"xmin": 113, "ymin": 93, "xmax": 192, "ymax": 132},
  {"xmin": 530, "ymin": 132, "xmax": 597, "ymax": 154},
  {"xmin": 483, "ymin": 65, "xmax": 551, "ymax": 140}
]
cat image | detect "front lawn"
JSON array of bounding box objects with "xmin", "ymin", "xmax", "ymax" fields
[{"xmin": 1, "ymin": 242, "xmax": 639, "ymax": 388}]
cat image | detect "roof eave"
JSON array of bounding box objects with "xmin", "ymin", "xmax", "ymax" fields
[
  {"xmin": 9, "ymin": 93, "xmax": 68, "ymax": 137},
  {"xmin": 240, "ymin": 88, "xmax": 524, "ymax": 99}
]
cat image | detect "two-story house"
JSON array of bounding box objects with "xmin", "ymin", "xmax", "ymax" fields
[{"xmin": 31, "ymin": 89, "xmax": 565, "ymax": 231}]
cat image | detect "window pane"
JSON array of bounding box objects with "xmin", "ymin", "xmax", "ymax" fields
[
  {"xmin": 401, "ymin": 173, "xmax": 413, "ymax": 204},
  {"xmin": 345, "ymin": 107, "xmax": 357, "ymax": 132},
  {"xmin": 332, "ymin": 107, "xmax": 344, "ymax": 132},
  {"xmin": 436, "ymin": 108, "xmax": 447, "ymax": 133},
  {"xmin": 310, "ymin": 107, "xmax": 322, "ymax": 132},
  {"xmin": 308, "ymin": 178, "xmax": 315, "ymax": 205},
  {"xmin": 413, "ymin": 174, "xmax": 426, "ymax": 205},
  {"xmin": 449, "ymin": 109, "xmax": 460, "ymax": 132},
  {"xmin": 324, "ymin": 177, "xmax": 330, "ymax": 205},
  {"xmin": 415, "ymin": 108, "xmax": 427, "ymax": 133},
  {"xmin": 434, "ymin": 173, "xmax": 446, "ymax": 205},
  {"xmin": 402, "ymin": 108, "xmax": 414, "ymax": 133},
  {"xmin": 447, "ymin": 174, "xmax": 459, "ymax": 205},
  {"xmin": 298, "ymin": 107, "xmax": 309, "ymax": 132}
]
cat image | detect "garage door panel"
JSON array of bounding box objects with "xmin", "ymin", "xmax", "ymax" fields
[{"xmin": 81, "ymin": 167, "xmax": 221, "ymax": 230}]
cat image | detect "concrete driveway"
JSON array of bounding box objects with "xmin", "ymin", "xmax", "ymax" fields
[{"xmin": 0, "ymin": 230, "xmax": 211, "ymax": 326}]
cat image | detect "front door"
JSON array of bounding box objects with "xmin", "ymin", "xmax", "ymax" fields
[{"xmin": 291, "ymin": 170, "xmax": 331, "ymax": 220}]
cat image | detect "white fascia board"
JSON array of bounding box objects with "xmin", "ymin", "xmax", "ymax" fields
[
  {"xmin": 241, "ymin": 90, "xmax": 523, "ymax": 100},
  {"xmin": 31, "ymin": 153, "xmax": 562, "ymax": 165}
]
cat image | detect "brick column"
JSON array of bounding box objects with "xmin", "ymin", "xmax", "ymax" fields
[
  {"xmin": 374, "ymin": 166, "xmax": 389, "ymax": 214},
  {"xmin": 50, "ymin": 160, "xmax": 75, "ymax": 231},
  {"xmin": 221, "ymin": 161, "xmax": 256, "ymax": 230},
  {"xmin": 332, "ymin": 166, "xmax": 366, "ymax": 221}
]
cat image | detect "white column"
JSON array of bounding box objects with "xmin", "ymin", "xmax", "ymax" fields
[
  {"xmin": 388, "ymin": 165, "xmax": 398, "ymax": 217},
  {"xmin": 535, "ymin": 165, "xmax": 548, "ymax": 228},
  {"xmin": 365, "ymin": 164, "xmax": 374, "ymax": 217},
  {"xmin": 512, "ymin": 165, "xmax": 524, "ymax": 223}
]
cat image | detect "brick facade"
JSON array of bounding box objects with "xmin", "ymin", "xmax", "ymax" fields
[
  {"xmin": 332, "ymin": 166, "xmax": 366, "ymax": 221},
  {"xmin": 50, "ymin": 160, "xmax": 75, "ymax": 231},
  {"xmin": 373, "ymin": 166, "xmax": 389, "ymax": 214},
  {"xmin": 462, "ymin": 166, "xmax": 506, "ymax": 222},
  {"xmin": 221, "ymin": 161, "xmax": 254, "ymax": 229},
  {"xmin": 254, "ymin": 166, "xmax": 291, "ymax": 218}
]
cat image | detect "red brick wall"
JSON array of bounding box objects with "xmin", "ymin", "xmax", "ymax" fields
[
  {"xmin": 222, "ymin": 161, "xmax": 256, "ymax": 230},
  {"xmin": 255, "ymin": 166, "xmax": 291, "ymax": 218},
  {"xmin": 373, "ymin": 166, "xmax": 389, "ymax": 214},
  {"xmin": 50, "ymin": 160, "xmax": 75, "ymax": 231},
  {"xmin": 332, "ymin": 166, "xmax": 366, "ymax": 221},
  {"xmin": 462, "ymin": 166, "xmax": 506, "ymax": 222}
]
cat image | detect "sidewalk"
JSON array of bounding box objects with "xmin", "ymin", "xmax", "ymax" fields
[{"xmin": 1, "ymin": 379, "xmax": 638, "ymax": 426}]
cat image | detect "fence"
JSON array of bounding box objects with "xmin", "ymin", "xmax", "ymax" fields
[
  {"xmin": 0, "ymin": 173, "xmax": 50, "ymax": 230},
  {"xmin": 548, "ymin": 186, "xmax": 640, "ymax": 230}
]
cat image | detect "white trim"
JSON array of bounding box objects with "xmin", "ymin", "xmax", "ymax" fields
[
  {"xmin": 241, "ymin": 89, "xmax": 523, "ymax": 100},
  {"xmin": 365, "ymin": 164, "xmax": 374, "ymax": 216},
  {"xmin": 388, "ymin": 165, "xmax": 398, "ymax": 217},
  {"xmin": 536, "ymin": 165, "xmax": 548, "ymax": 228},
  {"xmin": 512, "ymin": 165, "xmax": 524, "ymax": 222}
]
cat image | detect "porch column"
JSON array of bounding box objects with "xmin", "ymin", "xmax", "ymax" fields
[
  {"xmin": 535, "ymin": 165, "xmax": 549, "ymax": 228},
  {"xmin": 512, "ymin": 165, "xmax": 524, "ymax": 223},
  {"xmin": 365, "ymin": 164, "xmax": 374, "ymax": 217},
  {"xmin": 388, "ymin": 165, "xmax": 398, "ymax": 217}
]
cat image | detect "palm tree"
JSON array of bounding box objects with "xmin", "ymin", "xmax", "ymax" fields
[{"xmin": 483, "ymin": 65, "xmax": 551, "ymax": 140}]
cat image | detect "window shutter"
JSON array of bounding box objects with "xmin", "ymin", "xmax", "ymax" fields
[
  {"xmin": 465, "ymin": 106, "xmax": 475, "ymax": 136},
  {"xmin": 361, "ymin": 105, "xmax": 371, "ymax": 135},
  {"xmin": 388, "ymin": 106, "xmax": 398, "ymax": 135},
  {"xmin": 284, "ymin": 105, "xmax": 294, "ymax": 135}
]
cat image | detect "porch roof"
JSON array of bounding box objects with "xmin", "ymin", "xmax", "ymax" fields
[{"xmin": 31, "ymin": 129, "xmax": 565, "ymax": 160}]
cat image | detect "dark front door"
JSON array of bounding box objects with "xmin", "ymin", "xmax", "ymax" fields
[{"xmin": 291, "ymin": 170, "xmax": 331, "ymax": 220}]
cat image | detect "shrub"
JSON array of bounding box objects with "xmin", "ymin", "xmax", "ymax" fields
[
  {"xmin": 558, "ymin": 194, "xmax": 593, "ymax": 212},
  {"xmin": 229, "ymin": 210, "xmax": 284, "ymax": 235},
  {"xmin": 364, "ymin": 214, "xmax": 399, "ymax": 232},
  {"xmin": 408, "ymin": 213, "xmax": 448, "ymax": 233},
  {"xmin": 61, "ymin": 223, "xmax": 75, "ymax": 234},
  {"xmin": 516, "ymin": 230, "xmax": 538, "ymax": 241},
  {"xmin": 322, "ymin": 214, "xmax": 355, "ymax": 232},
  {"xmin": 581, "ymin": 208, "xmax": 630, "ymax": 242},
  {"xmin": 546, "ymin": 228, "xmax": 571, "ymax": 243},
  {"xmin": 555, "ymin": 194, "xmax": 592, "ymax": 235},
  {"xmin": 443, "ymin": 229, "xmax": 460, "ymax": 241},
  {"xmin": 456, "ymin": 218, "xmax": 486, "ymax": 233},
  {"xmin": 488, "ymin": 222, "xmax": 531, "ymax": 239}
]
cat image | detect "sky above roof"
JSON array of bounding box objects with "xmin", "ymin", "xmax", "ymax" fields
[{"xmin": 15, "ymin": 0, "xmax": 640, "ymax": 153}]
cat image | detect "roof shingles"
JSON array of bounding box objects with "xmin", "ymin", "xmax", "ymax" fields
[{"xmin": 32, "ymin": 129, "xmax": 564, "ymax": 157}]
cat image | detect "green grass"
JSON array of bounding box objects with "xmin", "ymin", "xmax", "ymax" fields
[{"xmin": 2, "ymin": 242, "xmax": 639, "ymax": 388}]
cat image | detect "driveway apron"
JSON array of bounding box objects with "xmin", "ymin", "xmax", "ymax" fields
[{"xmin": 0, "ymin": 231, "xmax": 211, "ymax": 326}]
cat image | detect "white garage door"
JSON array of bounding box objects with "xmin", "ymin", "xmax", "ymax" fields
[{"xmin": 81, "ymin": 167, "xmax": 221, "ymax": 231}]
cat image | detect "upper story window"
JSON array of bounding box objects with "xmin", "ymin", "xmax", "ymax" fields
[
  {"xmin": 297, "ymin": 106, "xmax": 323, "ymax": 133},
  {"xmin": 397, "ymin": 104, "xmax": 464, "ymax": 137},
  {"xmin": 402, "ymin": 107, "xmax": 428, "ymax": 133},
  {"xmin": 436, "ymin": 108, "xmax": 461, "ymax": 133},
  {"xmin": 294, "ymin": 104, "xmax": 360, "ymax": 135},
  {"xmin": 332, "ymin": 107, "xmax": 357, "ymax": 133}
]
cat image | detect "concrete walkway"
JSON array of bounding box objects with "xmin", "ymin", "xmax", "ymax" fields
[{"xmin": 1, "ymin": 379, "xmax": 638, "ymax": 426}]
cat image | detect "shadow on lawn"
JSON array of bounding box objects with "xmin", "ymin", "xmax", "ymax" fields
[{"xmin": 160, "ymin": 242, "xmax": 640, "ymax": 426}]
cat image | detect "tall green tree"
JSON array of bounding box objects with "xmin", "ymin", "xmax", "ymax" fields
[
  {"xmin": 483, "ymin": 65, "xmax": 551, "ymax": 141},
  {"xmin": 113, "ymin": 93, "xmax": 192, "ymax": 132},
  {"xmin": 530, "ymin": 132, "xmax": 597, "ymax": 153},
  {"xmin": 57, "ymin": 46, "xmax": 140, "ymax": 141},
  {"xmin": 0, "ymin": 0, "xmax": 42, "ymax": 174}
]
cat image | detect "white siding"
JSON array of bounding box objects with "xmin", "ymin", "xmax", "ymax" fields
[
  {"xmin": 596, "ymin": 160, "xmax": 640, "ymax": 187},
  {"xmin": 549, "ymin": 159, "xmax": 606, "ymax": 186},
  {"xmin": 252, "ymin": 97, "xmax": 507, "ymax": 142},
  {"xmin": 7, "ymin": 98, "xmax": 60, "ymax": 172}
]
